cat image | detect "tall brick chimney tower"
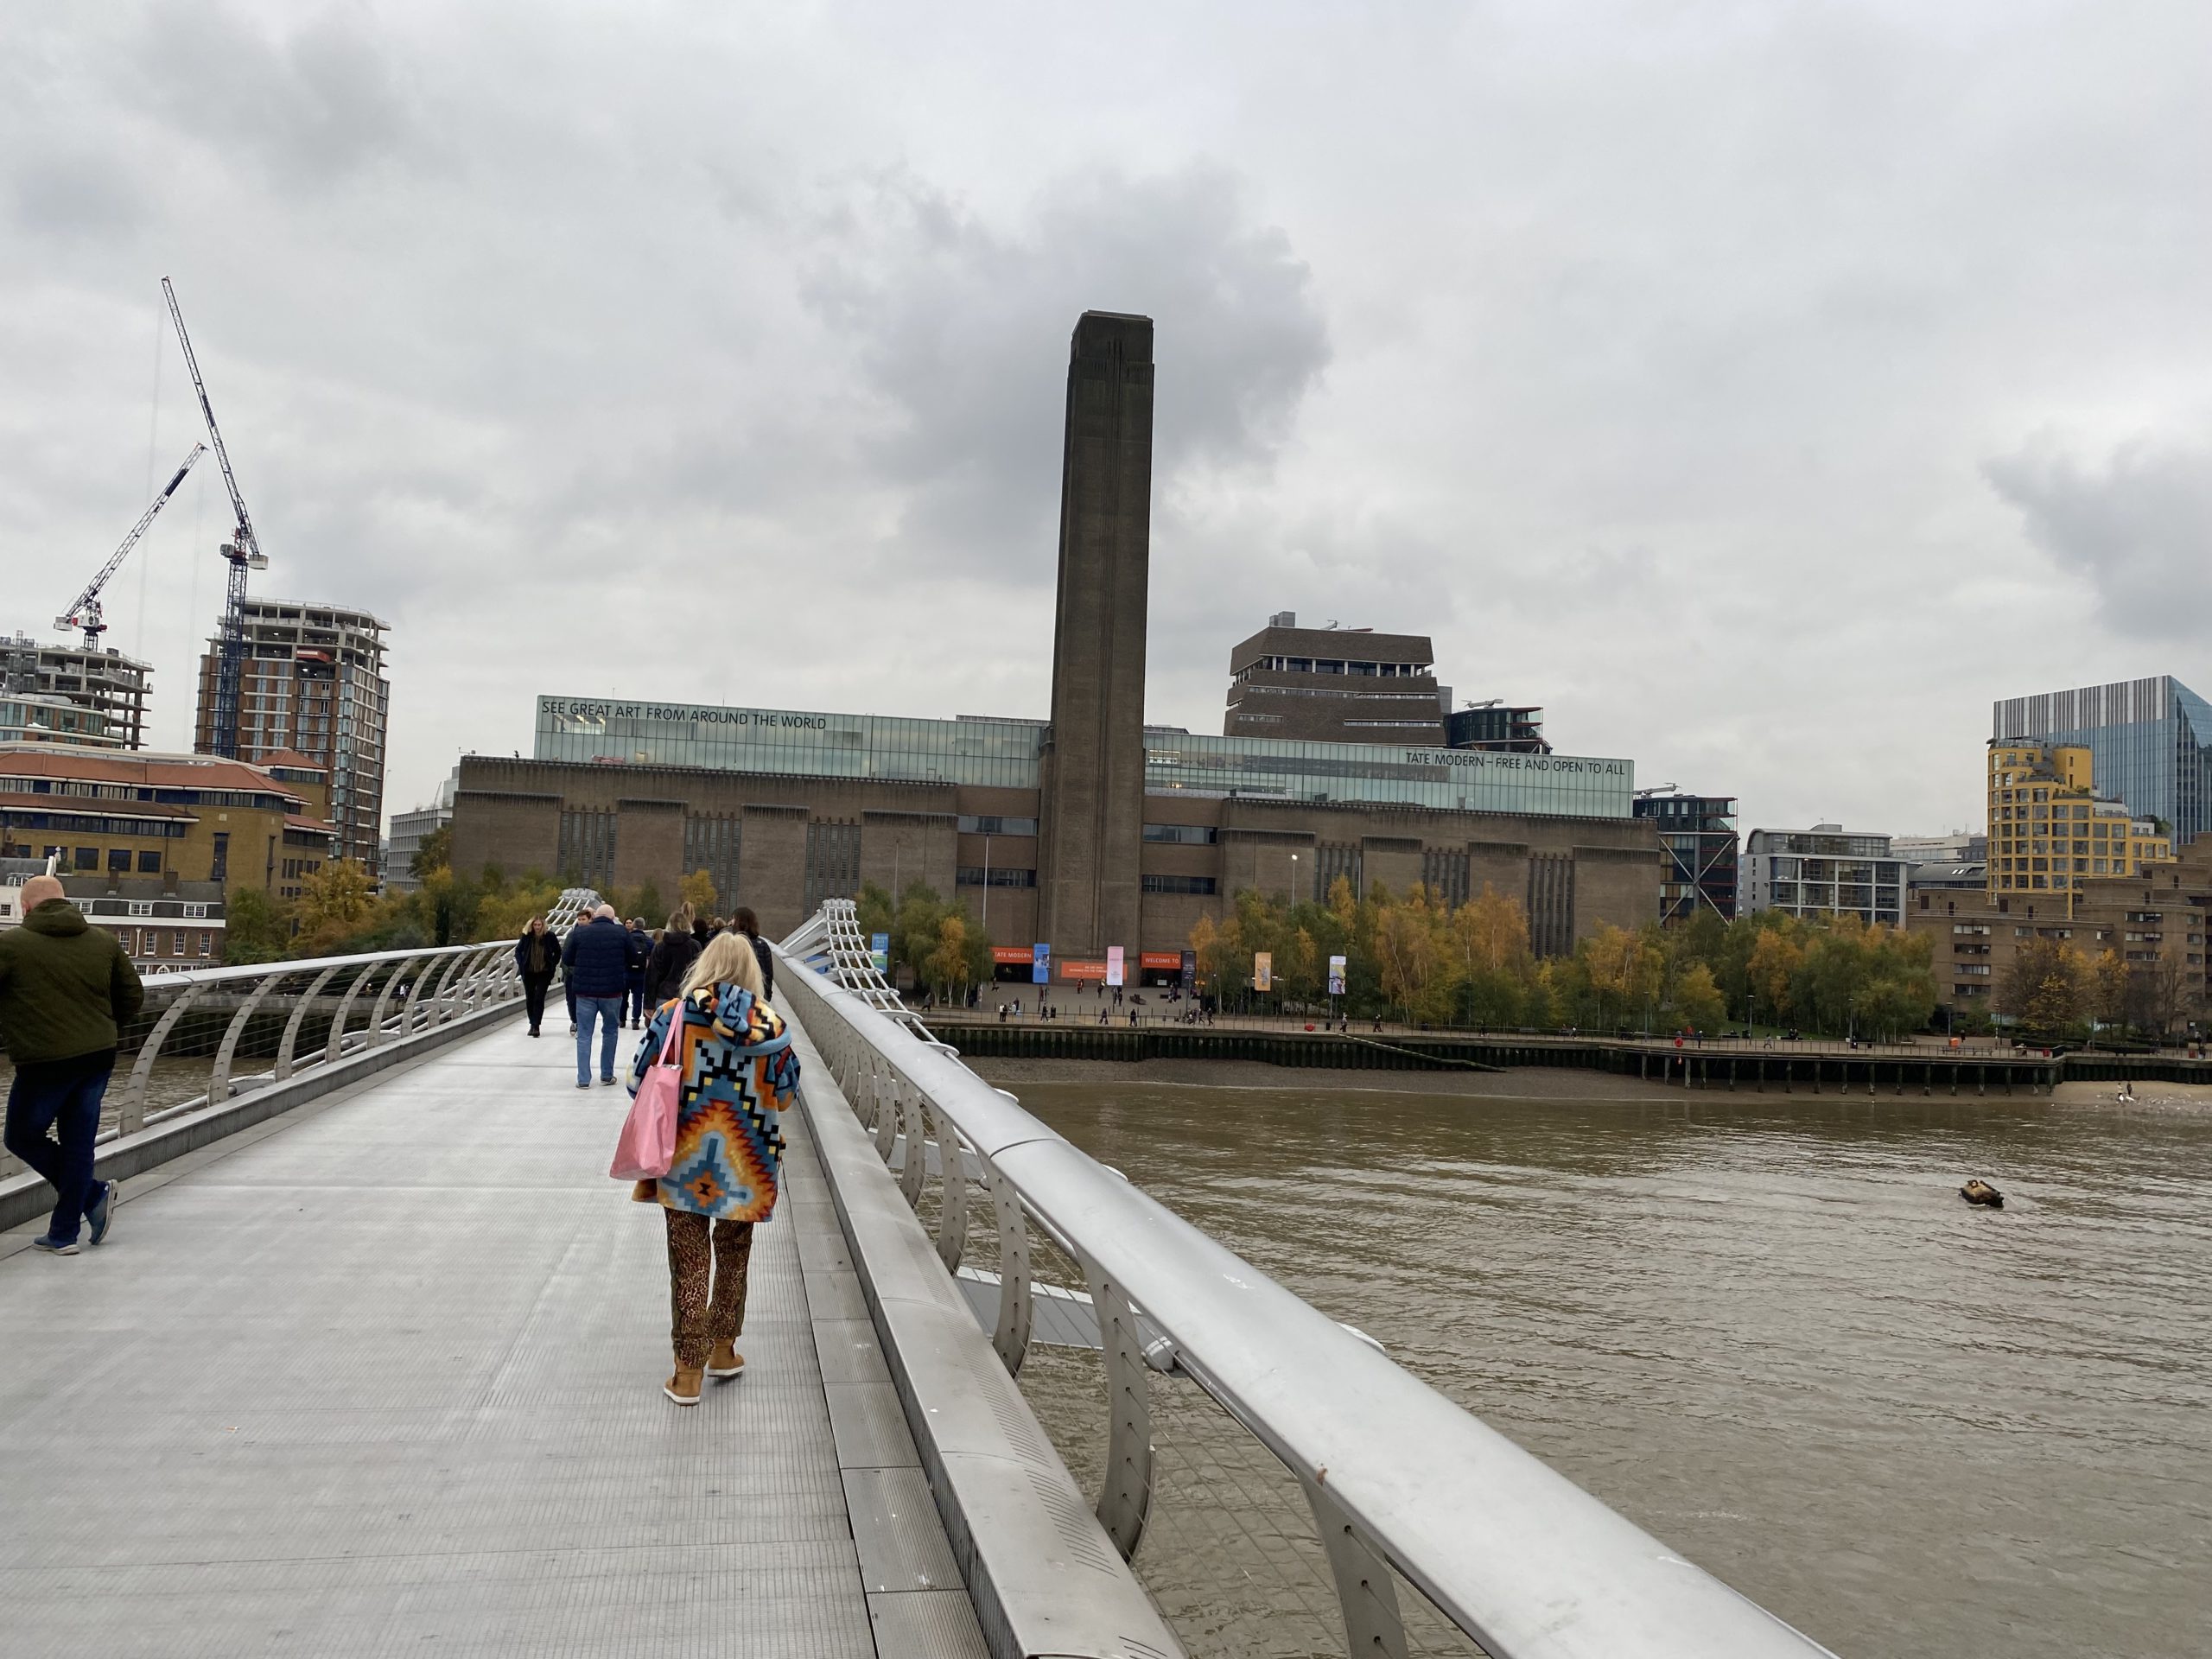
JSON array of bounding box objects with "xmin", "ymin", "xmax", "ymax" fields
[{"xmin": 1035, "ymin": 312, "xmax": 1154, "ymax": 963}]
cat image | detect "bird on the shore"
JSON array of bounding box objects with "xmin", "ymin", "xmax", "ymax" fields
[{"xmin": 1960, "ymin": 1179, "xmax": 2004, "ymax": 1209}]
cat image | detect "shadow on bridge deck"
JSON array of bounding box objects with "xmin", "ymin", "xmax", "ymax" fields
[{"xmin": 0, "ymin": 1019, "xmax": 986, "ymax": 1657}]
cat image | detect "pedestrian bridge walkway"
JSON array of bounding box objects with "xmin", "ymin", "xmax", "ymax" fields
[{"xmin": 0, "ymin": 1019, "xmax": 990, "ymax": 1657}]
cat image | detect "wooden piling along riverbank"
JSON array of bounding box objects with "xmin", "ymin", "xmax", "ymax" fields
[{"xmin": 940, "ymin": 1021, "xmax": 2212, "ymax": 1094}]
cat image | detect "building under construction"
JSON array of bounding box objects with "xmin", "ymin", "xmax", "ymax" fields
[
  {"xmin": 194, "ymin": 599, "xmax": 390, "ymax": 878},
  {"xmin": 0, "ymin": 633, "xmax": 152, "ymax": 749}
]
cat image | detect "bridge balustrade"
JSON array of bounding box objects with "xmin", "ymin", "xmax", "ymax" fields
[{"xmin": 776, "ymin": 899, "xmax": 1835, "ymax": 1659}]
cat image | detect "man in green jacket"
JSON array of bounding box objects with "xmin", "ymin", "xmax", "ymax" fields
[{"xmin": 1, "ymin": 874, "xmax": 145, "ymax": 1255}]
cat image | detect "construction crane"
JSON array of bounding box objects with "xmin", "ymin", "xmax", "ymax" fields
[
  {"xmin": 54, "ymin": 443, "xmax": 206, "ymax": 648},
  {"xmin": 162, "ymin": 276, "xmax": 267, "ymax": 760}
]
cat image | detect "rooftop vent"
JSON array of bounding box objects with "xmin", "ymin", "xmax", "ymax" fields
[{"xmin": 1269, "ymin": 611, "xmax": 1296, "ymax": 628}]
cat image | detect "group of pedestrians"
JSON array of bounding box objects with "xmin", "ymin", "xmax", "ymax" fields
[
  {"xmin": 512, "ymin": 899, "xmax": 792, "ymax": 1405},
  {"xmin": 3, "ymin": 875, "xmax": 798, "ymax": 1415}
]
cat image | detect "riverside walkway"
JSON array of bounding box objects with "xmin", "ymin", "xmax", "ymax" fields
[{"xmin": 0, "ymin": 1018, "xmax": 989, "ymax": 1657}]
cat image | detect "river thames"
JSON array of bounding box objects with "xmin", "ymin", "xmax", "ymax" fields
[{"xmin": 1003, "ymin": 1070, "xmax": 2212, "ymax": 1659}]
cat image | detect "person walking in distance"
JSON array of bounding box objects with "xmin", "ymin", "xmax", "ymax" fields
[
  {"xmin": 642, "ymin": 906, "xmax": 702, "ymax": 1016},
  {"xmin": 624, "ymin": 917, "xmax": 652, "ymax": 1029},
  {"xmin": 731, "ymin": 906, "xmax": 774, "ymax": 1004},
  {"xmin": 627, "ymin": 931, "xmax": 798, "ymax": 1405},
  {"xmin": 562, "ymin": 904, "xmax": 633, "ymax": 1089},
  {"xmin": 0, "ymin": 874, "xmax": 145, "ymax": 1255},
  {"xmin": 513, "ymin": 915, "xmax": 560, "ymax": 1038}
]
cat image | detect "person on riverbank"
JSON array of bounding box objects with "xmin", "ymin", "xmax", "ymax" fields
[
  {"xmin": 0, "ymin": 874, "xmax": 144, "ymax": 1255},
  {"xmin": 642, "ymin": 906, "xmax": 702, "ymax": 1013},
  {"xmin": 624, "ymin": 917, "xmax": 652, "ymax": 1028},
  {"xmin": 731, "ymin": 907, "xmax": 774, "ymax": 1003},
  {"xmin": 513, "ymin": 915, "xmax": 560, "ymax": 1037},
  {"xmin": 627, "ymin": 931, "xmax": 798, "ymax": 1406},
  {"xmin": 563, "ymin": 905, "xmax": 633, "ymax": 1088}
]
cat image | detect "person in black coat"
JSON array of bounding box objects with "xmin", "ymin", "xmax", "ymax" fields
[
  {"xmin": 733, "ymin": 906, "xmax": 774, "ymax": 1004},
  {"xmin": 642, "ymin": 907, "xmax": 702, "ymax": 1014},
  {"xmin": 513, "ymin": 916, "xmax": 561, "ymax": 1037}
]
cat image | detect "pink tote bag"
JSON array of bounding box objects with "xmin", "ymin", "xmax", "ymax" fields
[{"xmin": 609, "ymin": 1008, "xmax": 683, "ymax": 1181}]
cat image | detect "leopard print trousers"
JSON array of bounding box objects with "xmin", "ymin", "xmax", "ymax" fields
[{"xmin": 664, "ymin": 1210, "xmax": 755, "ymax": 1367}]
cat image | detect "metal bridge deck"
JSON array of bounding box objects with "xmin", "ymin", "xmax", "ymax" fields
[{"xmin": 0, "ymin": 1020, "xmax": 987, "ymax": 1658}]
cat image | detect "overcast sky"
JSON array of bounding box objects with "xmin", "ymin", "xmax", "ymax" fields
[{"xmin": 6, "ymin": 2, "xmax": 2208, "ymax": 841}]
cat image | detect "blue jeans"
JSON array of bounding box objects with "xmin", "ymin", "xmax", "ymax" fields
[
  {"xmin": 5, "ymin": 1050, "xmax": 114, "ymax": 1245},
  {"xmin": 575, "ymin": 996, "xmax": 626, "ymax": 1084}
]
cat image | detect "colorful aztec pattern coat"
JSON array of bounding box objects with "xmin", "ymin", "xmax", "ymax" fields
[{"xmin": 626, "ymin": 982, "xmax": 799, "ymax": 1221}]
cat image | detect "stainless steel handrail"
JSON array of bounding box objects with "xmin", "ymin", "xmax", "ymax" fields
[{"xmin": 772, "ymin": 926, "xmax": 1837, "ymax": 1659}]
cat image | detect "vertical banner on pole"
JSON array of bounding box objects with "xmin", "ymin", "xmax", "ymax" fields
[
  {"xmin": 1032, "ymin": 943, "xmax": 1051, "ymax": 985},
  {"xmin": 1327, "ymin": 954, "xmax": 1347, "ymax": 996},
  {"xmin": 870, "ymin": 932, "xmax": 890, "ymax": 972},
  {"xmin": 1254, "ymin": 951, "xmax": 1274, "ymax": 992},
  {"xmin": 1179, "ymin": 950, "xmax": 1197, "ymax": 992},
  {"xmin": 1105, "ymin": 945, "xmax": 1125, "ymax": 988}
]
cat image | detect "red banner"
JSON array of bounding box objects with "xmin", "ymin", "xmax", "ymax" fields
[
  {"xmin": 992, "ymin": 947, "xmax": 1032, "ymax": 965},
  {"xmin": 1060, "ymin": 960, "xmax": 1109, "ymax": 982},
  {"xmin": 1139, "ymin": 951, "xmax": 1181, "ymax": 969}
]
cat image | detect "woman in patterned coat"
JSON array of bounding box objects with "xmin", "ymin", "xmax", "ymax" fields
[{"xmin": 626, "ymin": 931, "xmax": 799, "ymax": 1405}]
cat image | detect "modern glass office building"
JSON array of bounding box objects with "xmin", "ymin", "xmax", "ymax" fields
[
  {"xmin": 535, "ymin": 696, "xmax": 1635, "ymax": 819},
  {"xmin": 1993, "ymin": 677, "xmax": 2212, "ymax": 848}
]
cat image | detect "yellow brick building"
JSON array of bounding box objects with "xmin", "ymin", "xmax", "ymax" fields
[
  {"xmin": 0, "ymin": 744, "xmax": 337, "ymax": 904},
  {"xmin": 1986, "ymin": 740, "xmax": 2169, "ymax": 903}
]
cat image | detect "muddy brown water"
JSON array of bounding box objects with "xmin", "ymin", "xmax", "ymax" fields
[{"xmin": 999, "ymin": 1071, "xmax": 2212, "ymax": 1659}]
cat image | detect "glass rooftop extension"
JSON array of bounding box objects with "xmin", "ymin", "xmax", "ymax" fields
[{"xmin": 535, "ymin": 696, "xmax": 1635, "ymax": 818}]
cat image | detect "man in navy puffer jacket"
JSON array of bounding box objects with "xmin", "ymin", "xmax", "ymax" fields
[{"xmin": 562, "ymin": 906, "xmax": 635, "ymax": 1089}]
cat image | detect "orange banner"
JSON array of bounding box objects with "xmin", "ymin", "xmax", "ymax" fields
[
  {"xmin": 992, "ymin": 947, "xmax": 1032, "ymax": 965},
  {"xmin": 1139, "ymin": 952, "xmax": 1181, "ymax": 969},
  {"xmin": 1060, "ymin": 960, "xmax": 1109, "ymax": 982}
]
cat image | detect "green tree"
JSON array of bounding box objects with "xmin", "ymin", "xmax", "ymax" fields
[
  {"xmin": 223, "ymin": 887, "xmax": 289, "ymax": 964},
  {"xmin": 410, "ymin": 823, "xmax": 452, "ymax": 880},
  {"xmin": 289, "ymin": 860, "xmax": 380, "ymax": 956}
]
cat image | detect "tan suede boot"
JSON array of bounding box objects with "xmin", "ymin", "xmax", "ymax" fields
[
  {"xmin": 664, "ymin": 1365, "xmax": 704, "ymax": 1406},
  {"xmin": 706, "ymin": 1340, "xmax": 744, "ymax": 1379}
]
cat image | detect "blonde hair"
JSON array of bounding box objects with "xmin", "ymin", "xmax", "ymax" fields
[{"xmin": 683, "ymin": 930, "xmax": 764, "ymax": 1000}]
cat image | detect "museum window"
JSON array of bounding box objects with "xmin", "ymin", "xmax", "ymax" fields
[
  {"xmin": 957, "ymin": 867, "xmax": 1036, "ymax": 887},
  {"xmin": 1141, "ymin": 823, "xmax": 1217, "ymax": 844},
  {"xmin": 1141, "ymin": 874, "xmax": 1218, "ymax": 895}
]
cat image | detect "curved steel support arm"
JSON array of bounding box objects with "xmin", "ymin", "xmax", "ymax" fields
[
  {"xmin": 275, "ymin": 965, "xmax": 341, "ymax": 1080},
  {"xmin": 366, "ymin": 954, "xmax": 429, "ymax": 1049},
  {"xmin": 1084, "ymin": 1252, "xmax": 1155, "ymax": 1561},
  {"xmin": 123, "ymin": 987, "xmax": 203, "ymax": 1133},
  {"xmin": 977, "ymin": 1152, "xmax": 1033, "ymax": 1376},
  {"xmin": 1305, "ymin": 1473, "xmax": 1410, "ymax": 1659},
  {"xmin": 210, "ymin": 969, "xmax": 293, "ymax": 1103},
  {"xmin": 927, "ymin": 1101, "xmax": 969, "ymax": 1272},
  {"xmin": 323, "ymin": 962, "xmax": 385, "ymax": 1065},
  {"xmin": 897, "ymin": 1084, "xmax": 929, "ymax": 1208}
]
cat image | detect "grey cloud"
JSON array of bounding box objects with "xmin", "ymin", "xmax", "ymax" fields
[
  {"xmin": 8, "ymin": 146, "xmax": 148, "ymax": 239},
  {"xmin": 1985, "ymin": 435, "xmax": 2212, "ymax": 640},
  {"xmin": 801, "ymin": 163, "xmax": 1330, "ymax": 579},
  {"xmin": 130, "ymin": 6, "xmax": 433, "ymax": 194}
]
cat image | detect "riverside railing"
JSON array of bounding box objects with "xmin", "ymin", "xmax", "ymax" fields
[
  {"xmin": 775, "ymin": 899, "xmax": 1837, "ymax": 1659},
  {"xmin": 0, "ymin": 888, "xmax": 597, "ymax": 1179}
]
